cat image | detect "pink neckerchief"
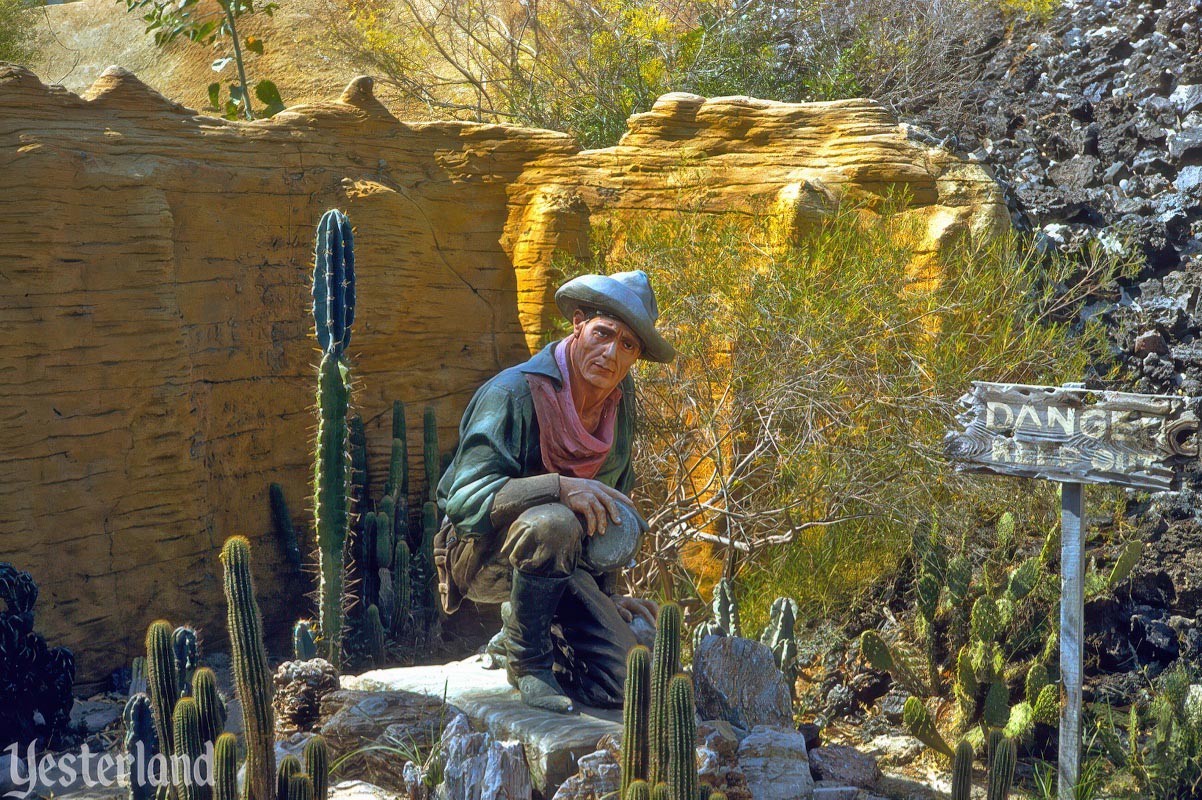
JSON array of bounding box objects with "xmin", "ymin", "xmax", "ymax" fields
[{"xmin": 525, "ymin": 333, "xmax": 623, "ymax": 480}]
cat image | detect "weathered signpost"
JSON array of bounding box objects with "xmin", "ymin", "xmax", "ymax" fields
[{"xmin": 944, "ymin": 381, "xmax": 1198, "ymax": 797}]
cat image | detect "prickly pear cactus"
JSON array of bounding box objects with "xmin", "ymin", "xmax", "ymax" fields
[{"xmin": 902, "ymin": 696, "xmax": 952, "ymax": 757}]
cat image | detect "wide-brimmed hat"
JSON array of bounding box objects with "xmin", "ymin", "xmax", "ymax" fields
[{"xmin": 555, "ymin": 270, "xmax": 675, "ymax": 363}]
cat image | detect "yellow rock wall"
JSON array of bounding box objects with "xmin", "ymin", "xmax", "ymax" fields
[{"xmin": 0, "ymin": 65, "xmax": 1006, "ymax": 685}]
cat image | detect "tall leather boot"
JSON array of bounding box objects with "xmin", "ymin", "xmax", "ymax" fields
[{"xmin": 505, "ymin": 570, "xmax": 574, "ymax": 713}]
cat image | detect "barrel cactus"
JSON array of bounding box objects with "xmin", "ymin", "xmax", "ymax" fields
[{"xmin": 304, "ymin": 735, "xmax": 329, "ymax": 800}]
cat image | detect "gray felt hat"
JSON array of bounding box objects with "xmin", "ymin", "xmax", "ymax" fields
[{"xmin": 555, "ymin": 270, "xmax": 675, "ymax": 363}]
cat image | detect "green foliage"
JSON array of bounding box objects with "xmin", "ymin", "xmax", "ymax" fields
[
  {"xmin": 116, "ymin": 0, "xmax": 283, "ymax": 120},
  {"xmin": 860, "ymin": 630, "xmax": 929, "ymax": 697},
  {"xmin": 902, "ymin": 696, "xmax": 952, "ymax": 758},
  {"xmin": 1032, "ymin": 684, "xmax": 1058, "ymax": 726},
  {"xmin": 220, "ymin": 536, "xmax": 276, "ymax": 800},
  {"xmin": 0, "ymin": 0, "xmax": 39, "ymax": 67},
  {"xmin": 759, "ymin": 597, "xmax": 800, "ymax": 692},
  {"xmin": 304, "ymin": 735, "xmax": 329, "ymax": 800},
  {"xmin": 622, "ymin": 645, "xmax": 651, "ymax": 797},
  {"xmin": 576, "ymin": 190, "xmax": 1129, "ymax": 620},
  {"xmin": 1024, "ymin": 663, "xmax": 1049, "ymax": 707}
]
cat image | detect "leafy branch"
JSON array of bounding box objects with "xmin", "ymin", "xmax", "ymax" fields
[{"xmin": 117, "ymin": 0, "xmax": 284, "ymax": 120}]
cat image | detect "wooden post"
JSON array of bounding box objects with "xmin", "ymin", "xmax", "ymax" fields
[{"xmin": 1059, "ymin": 481, "xmax": 1084, "ymax": 798}]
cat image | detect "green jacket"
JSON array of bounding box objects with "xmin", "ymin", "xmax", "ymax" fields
[{"xmin": 436, "ymin": 338, "xmax": 637, "ymax": 539}]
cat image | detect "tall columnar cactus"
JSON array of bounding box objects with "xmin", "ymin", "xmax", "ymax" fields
[
  {"xmin": 388, "ymin": 401, "xmax": 408, "ymax": 498},
  {"xmin": 423, "ymin": 406, "xmax": 439, "ymax": 501},
  {"xmin": 312, "ymin": 208, "xmax": 356, "ymax": 668},
  {"xmin": 375, "ymin": 509, "xmax": 394, "ymax": 570},
  {"xmin": 122, "ymin": 694, "xmax": 157, "ymax": 800},
  {"xmin": 650, "ymin": 785, "xmax": 669, "ymax": 800},
  {"xmin": 173, "ymin": 626, "xmax": 199, "ymax": 697},
  {"xmin": 269, "ymin": 483, "xmax": 303, "ymax": 569},
  {"xmin": 626, "ymin": 781, "xmax": 651, "ymax": 800},
  {"xmin": 411, "ymin": 501, "xmax": 441, "ymax": 637},
  {"xmin": 649, "ymin": 603, "xmax": 682, "ymax": 786},
  {"xmin": 213, "ymin": 733, "xmax": 238, "ymax": 800},
  {"xmin": 622, "ymin": 645, "xmax": 651, "ymax": 794},
  {"xmin": 711, "ymin": 577, "xmax": 741, "ymax": 637},
  {"xmin": 145, "ymin": 620, "xmax": 179, "ymax": 758},
  {"xmin": 277, "ymin": 755, "xmax": 302, "ymax": 800},
  {"xmin": 172, "ymin": 697, "xmax": 204, "ymax": 800},
  {"xmin": 367, "ymin": 604, "xmax": 386, "ymax": 666},
  {"xmin": 191, "ymin": 667, "xmax": 226, "ymax": 745},
  {"xmin": 759, "ymin": 597, "xmax": 799, "ymax": 694},
  {"xmin": 293, "ymin": 620, "xmax": 317, "ymax": 661},
  {"xmin": 289, "ymin": 774, "xmax": 315, "ymax": 800},
  {"xmin": 986, "ymin": 737, "xmax": 1017, "ymax": 800},
  {"xmin": 349, "ymin": 414, "xmax": 368, "ymax": 518},
  {"xmin": 666, "ymin": 675, "xmax": 697, "ymax": 800},
  {"xmin": 220, "ymin": 536, "xmax": 276, "ymax": 800},
  {"xmin": 392, "ymin": 539, "xmax": 412, "ymax": 634},
  {"xmin": 304, "ymin": 735, "xmax": 329, "ymax": 800},
  {"xmin": 951, "ymin": 740, "xmax": 973, "ymax": 800}
]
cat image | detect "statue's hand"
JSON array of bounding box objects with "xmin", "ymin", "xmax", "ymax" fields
[
  {"xmin": 612, "ymin": 595, "xmax": 658, "ymax": 627},
  {"xmin": 559, "ymin": 476, "xmax": 632, "ymax": 538}
]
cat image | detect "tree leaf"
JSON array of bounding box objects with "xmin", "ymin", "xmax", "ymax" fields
[
  {"xmin": 244, "ymin": 36, "xmax": 264, "ymax": 55},
  {"xmin": 207, "ymin": 82, "xmax": 221, "ymax": 110},
  {"xmin": 254, "ymin": 79, "xmax": 285, "ymax": 117}
]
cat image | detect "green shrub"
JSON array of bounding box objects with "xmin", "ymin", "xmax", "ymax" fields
[
  {"xmin": 559, "ymin": 183, "xmax": 1134, "ymax": 620},
  {"xmin": 0, "ymin": 0, "xmax": 40, "ymax": 66}
]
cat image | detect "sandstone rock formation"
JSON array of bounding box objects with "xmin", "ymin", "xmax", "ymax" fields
[{"xmin": 0, "ymin": 63, "xmax": 1005, "ymax": 686}]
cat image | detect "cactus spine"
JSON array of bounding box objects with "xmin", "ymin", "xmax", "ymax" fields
[
  {"xmin": 622, "ymin": 645, "xmax": 651, "ymax": 794},
  {"xmin": 220, "ymin": 536, "xmax": 276, "ymax": 800},
  {"xmin": 145, "ymin": 620, "xmax": 179, "ymax": 758},
  {"xmin": 213, "ymin": 733, "xmax": 238, "ymax": 800},
  {"xmin": 172, "ymin": 697, "xmax": 205, "ymax": 800},
  {"xmin": 293, "ymin": 620, "xmax": 317, "ymax": 661},
  {"xmin": 288, "ymin": 775, "xmax": 314, "ymax": 800},
  {"xmin": 667, "ymin": 675, "xmax": 696, "ymax": 800},
  {"xmin": 649, "ymin": 603, "xmax": 682, "ymax": 786},
  {"xmin": 277, "ymin": 755, "xmax": 302, "ymax": 800},
  {"xmin": 312, "ymin": 208, "xmax": 356, "ymax": 668},
  {"xmin": 123, "ymin": 693, "xmax": 158, "ymax": 800},
  {"xmin": 191, "ymin": 667, "xmax": 225, "ymax": 745},
  {"xmin": 986, "ymin": 737, "xmax": 1017, "ymax": 800},
  {"xmin": 304, "ymin": 735, "xmax": 329, "ymax": 800},
  {"xmin": 951, "ymin": 740, "xmax": 973, "ymax": 800}
]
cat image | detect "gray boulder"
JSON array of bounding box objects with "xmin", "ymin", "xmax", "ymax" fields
[{"xmin": 694, "ymin": 635, "xmax": 792, "ymax": 731}]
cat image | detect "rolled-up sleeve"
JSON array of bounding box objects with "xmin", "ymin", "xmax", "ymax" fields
[{"xmin": 439, "ymin": 384, "xmax": 527, "ymax": 539}]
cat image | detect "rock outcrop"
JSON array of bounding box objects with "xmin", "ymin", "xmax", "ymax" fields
[{"xmin": 0, "ymin": 63, "xmax": 1005, "ymax": 685}]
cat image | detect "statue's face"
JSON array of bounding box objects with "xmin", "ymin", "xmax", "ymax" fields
[{"xmin": 571, "ymin": 310, "xmax": 643, "ymax": 396}]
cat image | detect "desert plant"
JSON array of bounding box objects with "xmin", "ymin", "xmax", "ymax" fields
[
  {"xmin": 191, "ymin": 667, "xmax": 226, "ymax": 745},
  {"xmin": 649, "ymin": 603, "xmax": 682, "ymax": 786},
  {"xmin": 173, "ymin": 625, "xmax": 200, "ymax": 696},
  {"xmin": 760, "ymin": 597, "xmax": 800, "ymax": 695},
  {"xmin": 304, "ymin": 736, "xmax": 330, "ymax": 800},
  {"xmin": 667, "ymin": 675, "xmax": 697, "ymax": 800},
  {"xmin": 221, "ymin": 536, "xmax": 276, "ymax": 800},
  {"xmin": 288, "ymin": 774, "xmax": 314, "ymax": 800},
  {"xmin": 213, "ymin": 732, "xmax": 239, "ymax": 800},
  {"xmin": 903, "ymin": 696, "xmax": 953, "ymax": 757},
  {"xmin": 145, "ymin": 619, "xmax": 179, "ymax": 758},
  {"xmin": 270, "ymin": 483, "xmax": 303, "ymax": 569},
  {"xmin": 622, "ymin": 645, "xmax": 651, "ymax": 797},
  {"xmin": 277, "ymin": 755, "xmax": 302, "ymax": 800},
  {"xmin": 367, "ymin": 604, "xmax": 386, "ymax": 666},
  {"xmin": 312, "ymin": 208, "xmax": 356, "ymax": 668},
  {"xmin": 115, "ymin": 0, "xmax": 284, "ymax": 120},
  {"xmin": 293, "ymin": 620, "xmax": 317, "ymax": 661},
  {"xmin": 987, "ymin": 736, "xmax": 1017, "ymax": 800},
  {"xmin": 122, "ymin": 694, "xmax": 157, "ymax": 800},
  {"xmin": 951, "ymin": 739, "xmax": 973, "ymax": 800},
  {"xmin": 173, "ymin": 697, "xmax": 206, "ymax": 800}
]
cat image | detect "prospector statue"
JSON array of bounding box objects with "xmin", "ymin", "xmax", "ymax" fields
[{"xmin": 434, "ymin": 270, "xmax": 674, "ymax": 712}]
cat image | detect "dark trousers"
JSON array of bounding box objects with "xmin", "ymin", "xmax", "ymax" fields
[{"xmin": 455, "ymin": 503, "xmax": 636, "ymax": 708}]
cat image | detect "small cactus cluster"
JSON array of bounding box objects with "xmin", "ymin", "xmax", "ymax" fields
[
  {"xmin": 693, "ymin": 577, "xmax": 741, "ymax": 644},
  {"xmin": 0, "ymin": 563, "xmax": 75, "ymax": 749},
  {"xmin": 621, "ymin": 604, "xmax": 726, "ymax": 800},
  {"xmin": 123, "ymin": 537, "xmax": 332, "ymax": 800},
  {"xmin": 948, "ymin": 736, "xmax": 1018, "ymax": 800}
]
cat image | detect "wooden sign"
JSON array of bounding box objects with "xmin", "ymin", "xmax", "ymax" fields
[{"xmin": 944, "ymin": 381, "xmax": 1198, "ymax": 491}]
